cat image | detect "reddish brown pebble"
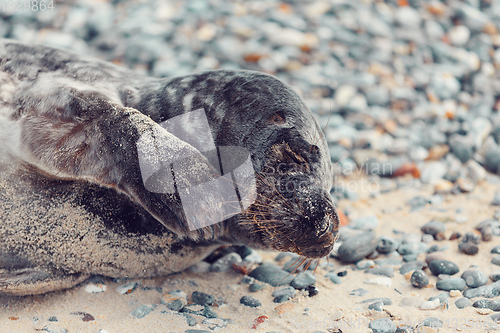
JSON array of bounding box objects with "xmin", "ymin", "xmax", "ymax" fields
[
  {"xmin": 393, "ymin": 162, "xmax": 420, "ymax": 178},
  {"xmin": 449, "ymin": 232, "xmax": 462, "ymax": 240},
  {"xmin": 232, "ymin": 262, "xmax": 253, "ymax": 275},
  {"xmin": 8, "ymin": 317, "xmax": 19, "ymax": 321},
  {"xmin": 252, "ymin": 315, "xmax": 268, "ymax": 329},
  {"xmin": 434, "ymin": 232, "xmax": 446, "ymax": 241}
]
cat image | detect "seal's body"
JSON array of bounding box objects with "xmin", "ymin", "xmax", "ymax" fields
[{"xmin": 0, "ymin": 39, "xmax": 339, "ymax": 295}]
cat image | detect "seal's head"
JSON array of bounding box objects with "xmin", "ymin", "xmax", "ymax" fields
[{"xmin": 190, "ymin": 70, "xmax": 340, "ymax": 258}]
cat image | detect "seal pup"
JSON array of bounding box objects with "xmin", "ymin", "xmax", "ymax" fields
[{"xmin": 0, "ymin": 39, "xmax": 339, "ymax": 295}]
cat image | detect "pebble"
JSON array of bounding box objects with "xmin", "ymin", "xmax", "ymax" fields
[
  {"xmin": 337, "ymin": 231, "xmax": 378, "ymax": 263},
  {"xmin": 421, "ymin": 221, "xmax": 446, "ymax": 238},
  {"xmin": 493, "ymin": 256, "xmax": 500, "ymax": 266},
  {"xmin": 365, "ymin": 266, "xmax": 394, "ymax": 278},
  {"xmin": 249, "ymin": 284, "xmax": 261, "ymax": 292},
  {"xmin": 368, "ymin": 301, "xmax": 384, "ymax": 311},
  {"xmin": 420, "ymin": 299, "xmax": 440, "ymax": 310},
  {"xmin": 455, "ymin": 297, "xmax": 472, "ymax": 309},
  {"xmin": 428, "ymin": 293, "xmax": 449, "ymax": 304},
  {"xmin": 377, "ymin": 236, "xmax": 400, "ymax": 254},
  {"xmin": 461, "ymin": 270, "xmax": 489, "ymax": 288},
  {"xmin": 458, "ymin": 241, "xmax": 479, "ymax": 255},
  {"xmin": 131, "ymin": 304, "xmax": 156, "ymax": 319},
  {"xmin": 428, "ymin": 260, "xmax": 459, "ymax": 276},
  {"xmin": 492, "ymin": 192, "xmax": 500, "ymax": 206},
  {"xmin": 349, "ymin": 215, "xmax": 379, "ymax": 230},
  {"xmin": 463, "ymin": 280, "xmax": 500, "ymax": 298},
  {"xmin": 325, "ymin": 273, "xmax": 342, "ymax": 284},
  {"xmin": 272, "ymin": 286, "xmax": 296, "ymax": 302},
  {"xmin": 210, "ymin": 252, "xmax": 242, "ymax": 272},
  {"xmin": 472, "ymin": 299, "xmax": 500, "ymax": 311},
  {"xmin": 436, "ymin": 278, "xmax": 467, "ymax": 291},
  {"xmin": 368, "ymin": 318, "xmax": 396, "ymax": 333},
  {"xmin": 491, "ymin": 272, "xmax": 500, "ymax": 282},
  {"xmin": 492, "ymin": 245, "xmax": 500, "ymax": 254},
  {"xmin": 411, "ymin": 270, "xmax": 429, "ymax": 288},
  {"xmin": 191, "ymin": 291, "xmax": 215, "ymax": 306},
  {"xmin": 248, "ymin": 264, "xmax": 294, "ymax": 287},
  {"xmin": 240, "ymin": 296, "xmax": 261, "ymax": 308},
  {"xmin": 364, "ymin": 276, "xmax": 392, "ymax": 287},
  {"xmin": 399, "ymin": 261, "xmax": 427, "ymax": 274},
  {"xmin": 425, "ymin": 252, "xmax": 446, "ymax": 264},
  {"xmin": 356, "ymin": 260, "xmax": 375, "ymax": 270},
  {"xmin": 115, "ymin": 282, "xmax": 139, "ymax": 295},
  {"xmin": 422, "ymin": 317, "xmax": 443, "ymax": 328},
  {"xmin": 291, "ymin": 271, "xmax": 316, "ymax": 289},
  {"xmin": 350, "ymin": 288, "xmax": 368, "ymax": 296},
  {"xmin": 85, "ymin": 282, "xmax": 107, "ymax": 293},
  {"xmin": 162, "ymin": 294, "xmax": 187, "ymax": 312},
  {"xmin": 361, "ymin": 297, "xmax": 393, "ymax": 305}
]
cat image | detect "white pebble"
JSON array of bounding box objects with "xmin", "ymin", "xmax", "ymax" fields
[
  {"xmin": 364, "ymin": 277, "xmax": 392, "ymax": 287},
  {"xmin": 420, "ymin": 298, "xmax": 440, "ymax": 310},
  {"xmin": 448, "ymin": 25, "xmax": 470, "ymax": 46},
  {"xmin": 115, "ymin": 282, "xmax": 139, "ymax": 294},
  {"xmin": 85, "ymin": 283, "xmax": 107, "ymax": 294}
]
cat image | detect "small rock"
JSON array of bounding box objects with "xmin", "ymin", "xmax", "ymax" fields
[
  {"xmin": 192, "ymin": 291, "xmax": 215, "ymax": 306},
  {"xmin": 400, "ymin": 261, "xmax": 427, "ymax": 274},
  {"xmin": 249, "ymin": 283, "xmax": 261, "ymax": 292},
  {"xmin": 422, "ymin": 317, "xmax": 443, "ymax": 328},
  {"xmin": 131, "ymin": 304, "xmax": 156, "ymax": 319},
  {"xmin": 492, "ymin": 245, "xmax": 500, "ymax": 254},
  {"xmin": 368, "ymin": 301, "xmax": 384, "ymax": 311},
  {"xmin": 85, "ymin": 282, "xmax": 107, "ymax": 293},
  {"xmin": 210, "ymin": 252, "xmax": 242, "ymax": 272},
  {"xmin": 448, "ymin": 25, "xmax": 470, "ymax": 46},
  {"xmin": 420, "ymin": 299, "xmax": 440, "ymax": 310},
  {"xmin": 368, "ymin": 317, "xmax": 396, "ymax": 333},
  {"xmin": 356, "ymin": 260, "xmax": 375, "ymax": 270},
  {"xmin": 272, "ymin": 286, "xmax": 295, "ymax": 301},
  {"xmin": 362, "ymin": 297, "xmax": 393, "ymax": 305},
  {"xmin": 240, "ymin": 296, "xmax": 261, "ymax": 308},
  {"xmin": 428, "ymin": 260, "xmax": 460, "ymax": 276},
  {"xmin": 425, "ymin": 252, "xmax": 446, "ymax": 264},
  {"xmin": 490, "ymin": 272, "xmax": 500, "ymax": 282},
  {"xmin": 421, "ymin": 221, "xmax": 446, "ymax": 238},
  {"xmin": 455, "ymin": 297, "xmax": 472, "ymax": 309},
  {"xmin": 349, "ymin": 215, "xmax": 379, "ymax": 230},
  {"xmin": 377, "ymin": 236, "xmax": 400, "ymax": 254},
  {"xmin": 202, "ymin": 318, "xmax": 229, "ymax": 330},
  {"xmin": 365, "ymin": 266, "xmax": 394, "ymax": 278},
  {"xmin": 161, "ymin": 294, "xmax": 187, "ymax": 312},
  {"xmin": 350, "ymin": 288, "xmax": 368, "ymax": 296},
  {"xmin": 463, "ymin": 280, "xmax": 500, "ymax": 298},
  {"xmin": 306, "ymin": 285, "xmax": 319, "ymax": 297},
  {"xmin": 249, "ymin": 264, "xmax": 294, "ymax": 287},
  {"xmin": 202, "ymin": 307, "xmax": 217, "ymax": 319},
  {"xmin": 365, "ymin": 276, "xmax": 392, "ymax": 287},
  {"xmin": 429, "ymin": 293, "xmax": 449, "ymax": 303},
  {"xmin": 461, "ymin": 270, "xmax": 489, "ymax": 288},
  {"xmin": 116, "ymin": 281, "xmax": 139, "ymax": 294},
  {"xmin": 291, "ymin": 271, "xmax": 316, "ymax": 289},
  {"xmin": 492, "ymin": 192, "xmax": 500, "ymax": 206},
  {"xmin": 473, "ymin": 299, "xmax": 500, "ymax": 311},
  {"xmin": 436, "ymin": 278, "xmax": 467, "ymax": 291},
  {"xmin": 493, "ymin": 256, "xmax": 500, "ymax": 266},
  {"xmin": 411, "ymin": 269, "xmax": 429, "ymax": 288},
  {"xmin": 337, "ymin": 231, "xmax": 378, "ymax": 263},
  {"xmin": 325, "ymin": 273, "xmax": 342, "ymax": 284},
  {"xmin": 450, "ymin": 290, "xmax": 462, "ymax": 297},
  {"xmin": 459, "ymin": 242, "xmax": 479, "ymax": 255}
]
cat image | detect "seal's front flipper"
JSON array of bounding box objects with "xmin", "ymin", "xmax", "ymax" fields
[
  {"xmin": 17, "ymin": 90, "xmax": 225, "ymax": 240},
  {"xmin": 0, "ymin": 268, "xmax": 88, "ymax": 296}
]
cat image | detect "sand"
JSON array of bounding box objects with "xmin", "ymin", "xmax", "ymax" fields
[{"xmin": 1, "ymin": 177, "xmax": 500, "ymax": 333}]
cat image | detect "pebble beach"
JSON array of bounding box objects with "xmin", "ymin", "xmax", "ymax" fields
[{"xmin": 1, "ymin": 0, "xmax": 500, "ymax": 332}]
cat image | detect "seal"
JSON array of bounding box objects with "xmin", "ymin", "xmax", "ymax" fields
[{"xmin": 0, "ymin": 39, "xmax": 339, "ymax": 295}]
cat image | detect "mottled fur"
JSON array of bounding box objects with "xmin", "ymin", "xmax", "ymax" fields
[{"xmin": 0, "ymin": 39, "xmax": 338, "ymax": 295}]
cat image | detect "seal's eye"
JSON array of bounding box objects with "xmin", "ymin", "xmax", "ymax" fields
[{"xmin": 269, "ymin": 113, "xmax": 286, "ymax": 125}]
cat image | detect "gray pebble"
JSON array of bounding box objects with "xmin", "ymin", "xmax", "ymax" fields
[
  {"xmin": 202, "ymin": 306, "xmax": 218, "ymax": 319},
  {"xmin": 240, "ymin": 296, "xmax": 261, "ymax": 308},
  {"xmin": 377, "ymin": 236, "xmax": 400, "ymax": 254},
  {"xmin": 492, "ymin": 255, "xmax": 500, "ymax": 266},
  {"xmin": 395, "ymin": 326, "xmax": 413, "ymax": 333},
  {"xmin": 365, "ymin": 266, "xmax": 394, "ymax": 278},
  {"xmin": 325, "ymin": 273, "xmax": 342, "ymax": 284},
  {"xmin": 492, "ymin": 245, "xmax": 500, "ymax": 254},
  {"xmin": 131, "ymin": 304, "xmax": 156, "ymax": 319},
  {"xmin": 361, "ymin": 297, "xmax": 393, "ymax": 305},
  {"xmin": 356, "ymin": 260, "xmax": 375, "ymax": 270},
  {"xmin": 349, "ymin": 215, "xmax": 379, "ymax": 230},
  {"xmin": 248, "ymin": 264, "xmax": 294, "ymax": 287},
  {"xmin": 459, "ymin": 241, "xmax": 479, "ymax": 255},
  {"xmin": 411, "ymin": 269, "xmax": 429, "ymax": 288},
  {"xmin": 249, "ymin": 283, "xmax": 261, "ymax": 292},
  {"xmin": 455, "ymin": 297, "xmax": 472, "ymax": 309},
  {"xmin": 272, "ymin": 286, "xmax": 295, "ymax": 300},
  {"xmin": 368, "ymin": 301, "xmax": 384, "ymax": 311},
  {"xmin": 399, "ymin": 261, "xmax": 427, "ymax": 274},
  {"xmin": 290, "ymin": 271, "xmax": 316, "ymax": 289},
  {"xmin": 463, "ymin": 280, "xmax": 500, "ymax": 298},
  {"xmin": 210, "ymin": 252, "xmax": 242, "ymax": 272},
  {"xmin": 421, "ymin": 220, "xmax": 446, "ymax": 238},
  {"xmin": 191, "ymin": 291, "xmax": 215, "ymax": 306},
  {"xmin": 472, "ymin": 299, "xmax": 500, "ymax": 311},
  {"xmin": 491, "ymin": 192, "xmax": 500, "ymax": 206},
  {"xmin": 428, "ymin": 260, "xmax": 459, "ymax": 276},
  {"xmin": 490, "ymin": 272, "xmax": 500, "ymax": 282},
  {"xmin": 429, "ymin": 293, "xmax": 449, "ymax": 303},
  {"xmin": 422, "ymin": 317, "xmax": 443, "ymax": 328},
  {"xmin": 368, "ymin": 317, "xmax": 396, "ymax": 333},
  {"xmin": 337, "ymin": 231, "xmax": 378, "ymax": 263},
  {"xmin": 436, "ymin": 278, "xmax": 467, "ymax": 291},
  {"xmin": 461, "ymin": 270, "xmax": 488, "ymax": 288},
  {"xmin": 350, "ymin": 288, "xmax": 368, "ymax": 296}
]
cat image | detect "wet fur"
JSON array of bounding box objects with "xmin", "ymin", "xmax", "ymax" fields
[{"xmin": 0, "ymin": 39, "xmax": 338, "ymax": 295}]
